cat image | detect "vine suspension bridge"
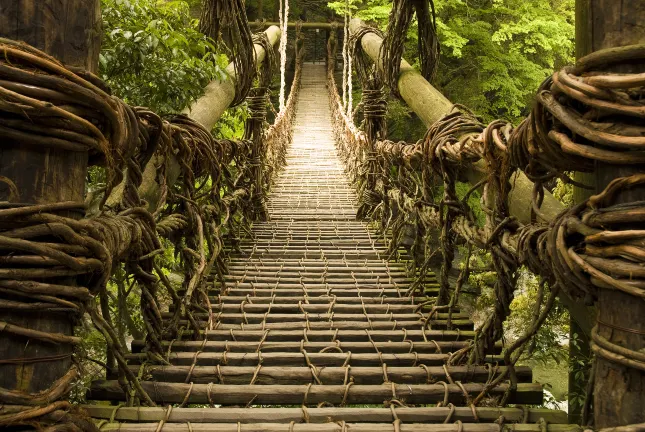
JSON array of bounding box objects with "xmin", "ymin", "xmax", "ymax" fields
[
  {"xmin": 0, "ymin": 1, "xmax": 644, "ymax": 431},
  {"xmin": 84, "ymin": 62, "xmax": 567, "ymax": 430}
]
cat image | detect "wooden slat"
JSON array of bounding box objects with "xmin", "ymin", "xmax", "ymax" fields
[
  {"xmin": 97, "ymin": 423, "xmax": 580, "ymax": 432},
  {"xmin": 129, "ymin": 365, "xmax": 532, "ymax": 385},
  {"xmin": 88, "ymin": 381, "xmax": 544, "ymax": 405},
  {"xmin": 126, "ymin": 352, "xmax": 505, "ymax": 367},
  {"xmin": 130, "ymin": 340, "xmax": 495, "ymax": 354},
  {"xmin": 82, "ymin": 406, "xmax": 569, "ymax": 424}
]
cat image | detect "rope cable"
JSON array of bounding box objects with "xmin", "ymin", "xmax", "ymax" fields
[{"xmin": 279, "ymin": 0, "xmax": 290, "ymax": 111}]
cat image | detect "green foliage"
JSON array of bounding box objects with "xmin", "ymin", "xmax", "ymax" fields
[
  {"xmin": 100, "ymin": 0, "xmax": 228, "ymax": 113},
  {"xmin": 455, "ymin": 182, "xmax": 485, "ymax": 226},
  {"xmin": 214, "ymin": 105, "xmax": 249, "ymax": 139},
  {"xmin": 333, "ymin": 0, "xmax": 575, "ymax": 123},
  {"xmin": 327, "ymin": 0, "xmax": 360, "ymax": 15},
  {"xmin": 553, "ymin": 177, "xmax": 575, "ymax": 206},
  {"xmin": 72, "ymin": 318, "xmax": 108, "ymax": 403},
  {"xmin": 437, "ymin": 0, "xmax": 575, "ymax": 122},
  {"xmin": 506, "ymin": 270, "xmax": 569, "ymax": 365}
]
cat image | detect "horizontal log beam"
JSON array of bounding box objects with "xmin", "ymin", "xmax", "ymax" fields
[
  {"xmin": 211, "ymin": 281, "xmax": 434, "ymax": 288},
  {"xmin": 129, "ymin": 365, "xmax": 532, "ymax": 385},
  {"xmin": 189, "ymin": 329, "xmax": 475, "ymax": 342},
  {"xmin": 212, "ymin": 296, "xmax": 430, "ymax": 305},
  {"xmin": 130, "ymin": 340, "xmax": 496, "ymax": 354},
  {"xmin": 251, "ymin": 22, "xmax": 342, "ymax": 30},
  {"xmin": 165, "ymin": 319, "xmax": 472, "ymax": 331},
  {"xmin": 87, "ymin": 381, "xmax": 544, "ymax": 405},
  {"xmin": 167, "ymin": 305, "xmax": 462, "ymax": 315},
  {"xmin": 125, "ymin": 352, "xmax": 501, "ymax": 367},
  {"xmin": 95, "ymin": 423, "xmax": 580, "ymax": 432},
  {"xmin": 82, "ymin": 405, "xmax": 569, "ymax": 424},
  {"xmin": 201, "ymin": 289, "xmax": 426, "ymax": 297}
]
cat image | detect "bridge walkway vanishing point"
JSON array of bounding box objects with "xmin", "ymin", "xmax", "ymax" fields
[{"xmin": 84, "ymin": 64, "xmax": 575, "ymax": 431}]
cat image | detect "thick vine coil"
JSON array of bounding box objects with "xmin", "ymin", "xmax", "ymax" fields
[{"xmin": 333, "ymin": 23, "xmax": 645, "ymax": 419}]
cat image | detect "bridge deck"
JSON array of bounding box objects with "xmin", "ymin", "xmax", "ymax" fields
[{"xmin": 85, "ymin": 64, "xmax": 574, "ymax": 431}]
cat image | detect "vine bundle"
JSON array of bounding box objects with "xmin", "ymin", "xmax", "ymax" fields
[
  {"xmin": 381, "ymin": 0, "xmax": 440, "ymax": 96},
  {"xmin": 331, "ymin": 20, "xmax": 645, "ymax": 419},
  {"xmin": 0, "ymin": 23, "xmax": 303, "ymax": 430},
  {"xmin": 199, "ymin": 0, "xmax": 255, "ymax": 106}
]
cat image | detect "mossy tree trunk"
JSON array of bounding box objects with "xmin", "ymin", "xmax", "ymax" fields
[{"xmin": 0, "ymin": 0, "xmax": 100, "ymax": 393}]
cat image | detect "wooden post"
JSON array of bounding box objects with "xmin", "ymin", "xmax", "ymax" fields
[
  {"xmin": 581, "ymin": 0, "xmax": 645, "ymax": 427},
  {"xmin": 0, "ymin": 0, "xmax": 100, "ymax": 393},
  {"xmin": 566, "ymin": 1, "xmax": 596, "ymax": 424}
]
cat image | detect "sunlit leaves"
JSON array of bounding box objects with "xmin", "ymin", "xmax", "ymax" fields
[
  {"xmin": 331, "ymin": 0, "xmax": 575, "ymax": 122},
  {"xmin": 100, "ymin": 0, "xmax": 228, "ymax": 113}
]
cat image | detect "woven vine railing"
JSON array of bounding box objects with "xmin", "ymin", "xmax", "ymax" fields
[
  {"xmin": 329, "ymin": 26, "xmax": 645, "ymax": 419},
  {"xmin": 0, "ymin": 25, "xmax": 303, "ymax": 430}
]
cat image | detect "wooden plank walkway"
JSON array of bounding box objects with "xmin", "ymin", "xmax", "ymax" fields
[{"xmin": 85, "ymin": 64, "xmax": 576, "ymax": 431}]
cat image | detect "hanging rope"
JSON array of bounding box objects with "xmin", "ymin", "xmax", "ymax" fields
[
  {"xmin": 381, "ymin": 0, "xmax": 440, "ymax": 97},
  {"xmin": 199, "ymin": 0, "xmax": 255, "ymax": 106},
  {"xmin": 345, "ymin": 0, "xmax": 354, "ymax": 117},
  {"xmin": 342, "ymin": 0, "xmax": 349, "ymax": 110},
  {"xmin": 278, "ymin": 0, "xmax": 290, "ymax": 112}
]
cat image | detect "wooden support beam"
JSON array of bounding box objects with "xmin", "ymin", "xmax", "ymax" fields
[
  {"xmin": 87, "ymin": 381, "xmax": 545, "ymax": 405},
  {"xmin": 0, "ymin": 0, "xmax": 100, "ymax": 394},
  {"xmin": 200, "ymin": 329, "xmax": 474, "ymax": 342},
  {"xmin": 129, "ymin": 340, "xmax": 497, "ymax": 354},
  {"xmin": 581, "ymin": 1, "xmax": 645, "ymax": 427},
  {"xmin": 125, "ymin": 352, "xmax": 502, "ymax": 367},
  {"xmin": 251, "ymin": 21, "xmax": 342, "ymax": 30},
  {"xmin": 128, "ymin": 365, "xmax": 532, "ymax": 385},
  {"xmin": 81, "ymin": 406, "xmax": 570, "ymax": 424},
  {"xmin": 92, "ymin": 422, "xmax": 580, "ymax": 432}
]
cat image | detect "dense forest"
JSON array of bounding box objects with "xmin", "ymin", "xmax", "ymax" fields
[{"xmin": 80, "ymin": 0, "xmax": 577, "ymax": 410}]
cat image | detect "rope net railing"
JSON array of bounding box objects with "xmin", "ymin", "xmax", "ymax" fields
[
  {"xmin": 0, "ymin": 21, "xmax": 304, "ymax": 431},
  {"xmin": 329, "ymin": 18, "xmax": 645, "ymax": 425}
]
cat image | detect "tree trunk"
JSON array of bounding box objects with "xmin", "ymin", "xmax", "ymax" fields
[
  {"xmin": 0, "ymin": 0, "xmax": 100, "ymax": 393},
  {"xmin": 584, "ymin": 0, "xmax": 645, "ymax": 427}
]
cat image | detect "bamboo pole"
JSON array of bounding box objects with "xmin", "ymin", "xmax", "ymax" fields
[
  {"xmin": 129, "ymin": 365, "xmax": 532, "ymax": 385},
  {"xmin": 125, "ymin": 352, "xmax": 498, "ymax": 367},
  {"xmin": 81, "ymin": 406, "xmax": 569, "ymax": 424},
  {"xmin": 129, "ymin": 340, "xmax": 496, "ymax": 354},
  {"xmin": 87, "ymin": 381, "xmax": 544, "ymax": 405}
]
